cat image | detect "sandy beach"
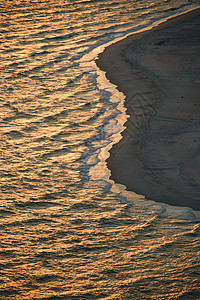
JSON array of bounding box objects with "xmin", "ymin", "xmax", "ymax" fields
[{"xmin": 96, "ymin": 7, "xmax": 200, "ymax": 210}]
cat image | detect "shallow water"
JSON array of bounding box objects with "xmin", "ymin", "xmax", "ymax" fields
[{"xmin": 0, "ymin": 0, "xmax": 200, "ymax": 299}]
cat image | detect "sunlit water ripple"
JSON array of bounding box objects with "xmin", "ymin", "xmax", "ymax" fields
[{"xmin": 0, "ymin": 0, "xmax": 200, "ymax": 299}]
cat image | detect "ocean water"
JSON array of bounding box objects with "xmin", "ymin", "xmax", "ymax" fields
[{"xmin": 0, "ymin": 1, "xmax": 200, "ymax": 299}]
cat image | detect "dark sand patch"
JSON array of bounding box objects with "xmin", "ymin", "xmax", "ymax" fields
[{"xmin": 96, "ymin": 8, "xmax": 200, "ymax": 210}]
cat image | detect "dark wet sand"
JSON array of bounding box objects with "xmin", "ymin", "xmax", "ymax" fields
[{"xmin": 96, "ymin": 7, "xmax": 200, "ymax": 210}]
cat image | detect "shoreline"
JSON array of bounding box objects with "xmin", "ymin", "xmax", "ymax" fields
[{"xmin": 96, "ymin": 7, "xmax": 200, "ymax": 210}]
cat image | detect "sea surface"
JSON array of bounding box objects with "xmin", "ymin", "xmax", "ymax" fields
[{"xmin": 0, "ymin": 0, "xmax": 200, "ymax": 299}]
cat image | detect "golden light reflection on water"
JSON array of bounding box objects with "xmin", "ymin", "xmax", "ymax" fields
[{"xmin": 0, "ymin": 0, "xmax": 200, "ymax": 299}]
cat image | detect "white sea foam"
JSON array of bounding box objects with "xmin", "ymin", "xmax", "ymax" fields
[{"xmin": 79, "ymin": 4, "xmax": 200, "ymax": 220}]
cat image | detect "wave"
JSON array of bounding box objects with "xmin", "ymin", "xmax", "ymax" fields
[{"xmin": 79, "ymin": 4, "xmax": 200, "ymax": 221}]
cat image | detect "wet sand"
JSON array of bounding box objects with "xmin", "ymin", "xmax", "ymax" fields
[{"xmin": 96, "ymin": 8, "xmax": 200, "ymax": 210}]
